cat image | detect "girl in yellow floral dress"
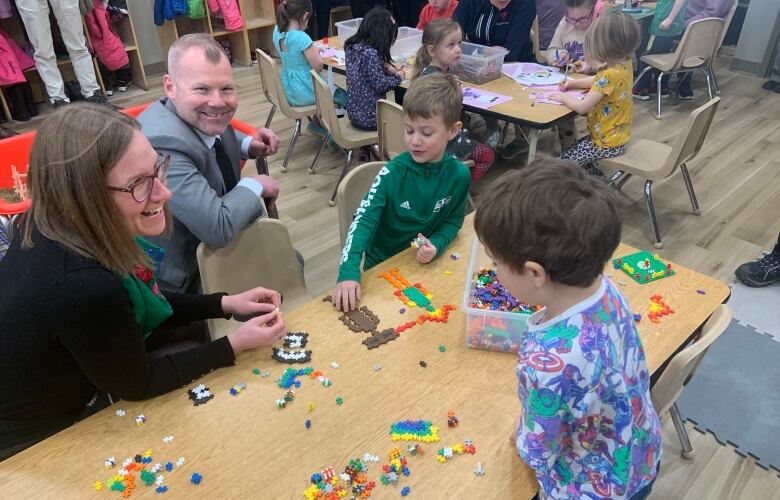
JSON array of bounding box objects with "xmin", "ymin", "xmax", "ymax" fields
[{"xmin": 550, "ymin": 11, "xmax": 641, "ymax": 175}]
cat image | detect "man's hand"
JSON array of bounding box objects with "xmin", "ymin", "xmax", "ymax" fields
[
  {"xmin": 248, "ymin": 127, "xmax": 280, "ymax": 158},
  {"xmin": 415, "ymin": 234, "xmax": 437, "ymax": 264},
  {"xmin": 252, "ymin": 174, "xmax": 279, "ymax": 201},
  {"xmin": 333, "ymin": 280, "xmax": 362, "ymax": 312}
]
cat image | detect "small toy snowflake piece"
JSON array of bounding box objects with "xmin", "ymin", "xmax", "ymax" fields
[
  {"xmin": 122, "ymin": 457, "xmax": 134, "ymax": 468},
  {"xmin": 162, "ymin": 435, "xmax": 174, "ymax": 444},
  {"xmin": 307, "ymin": 402, "xmax": 316, "ymax": 412},
  {"xmin": 474, "ymin": 462, "xmax": 485, "ymax": 476},
  {"xmin": 373, "ymin": 364, "xmax": 383, "ymax": 372},
  {"xmin": 305, "ymin": 419, "xmax": 312, "ymax": 429},
  {"xmin": 176, "ymin": 457, "xmax": 186, "ymax": 467},
  {"xmin": 135, "ymin": 414, "xmax": 146, "ymax": 426},
  {"xmin": 165, "ymin": 462, "xmax": 174, "ymax": 472},
  {"xmin": 697, "ymin": 289, "xmax": 706, "ymax": 295},
  {"xmin": 115, "ymin": 409, "xmax": 126, "ymax": 417},
  {"xmin": 191, "ymin": 472, "xmax": 202, "ymax": 485},
  {"xmin": 363, "ymin": 453, "xmax": 380, "ymax": 463},
  {"xmin": 450, "ymin": 252, "xmax": 461, "ymax": 260},
  {"xmin": 151, "ymin": 463, "xmax": 162, "ymax": 473},
  {"xmin": 156, "ymin": 475, "xmax": 165, "ymax": 485},
  {"xmin": 444, "ymin": 270, "xmax": 453, "ymax": 275},
  {"xmin": 336, "ymin": 397, "xmax": 344, "ymax": 405},
  {"xmin": 155, "ymin": 485, "xmax": 168, "ymax": 493},
  {"xmin": 104, "ymin": 457, "xmax": 116, "ymax": 469},
  {"xmin": 330, "ymin": 361, "xmax": 339, "ymax": 369},
  {"xmin": 438, "ymin": 345, "xmax": 446, "ymax": 352},
  {"xmin": 276, "ymin": 398, "xmax": 288, "ymax": 409},
  {"xmin": 401, "ymin": 485, "xmax": 411, "ymax": 496},
  {"xmin": 410, "ymin": 237, "xmax": 424, "ymax": 249},
  {"xmin": 229, "ymin": 382, "xmax": 247, "ymax": 396},
  {"xmin": 419, "ymin": 360, "xmax": 427, "ymax": 368},
  {"xmin": 94, "ymin": 481, "xmax": 104, "ymax": 491},
  {"xmin": 252, "ymin": 368, "xmax": 261, "ymax": 375}
]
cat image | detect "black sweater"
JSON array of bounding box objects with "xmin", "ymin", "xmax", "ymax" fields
[
  {"xmin": 453, "ymin": 0, "xmax": 536, "ymax": 62},
  {"xmin": 0, "ymin": 231, "xmax": 235, "ymax": 459}
]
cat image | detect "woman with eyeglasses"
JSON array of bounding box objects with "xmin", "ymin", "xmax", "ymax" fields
[{"xmin": 0, "ymin": 104, "xmax": 286, "ymax": 461}]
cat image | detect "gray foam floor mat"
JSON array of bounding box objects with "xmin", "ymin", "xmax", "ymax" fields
[
  {"xmin": 728, "ymin": 281, "xmax": 780, "ymax": 342},
  {"xmin": 677, "ymin": 318, "xmax": 780, "ymax": 474}
]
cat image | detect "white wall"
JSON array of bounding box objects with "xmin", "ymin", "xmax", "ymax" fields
[{"xmin": 731, "ymin": 0, "xmax": 780, "ymax": 75}]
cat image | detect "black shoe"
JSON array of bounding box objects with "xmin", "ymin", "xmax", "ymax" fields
[
  {"xmin": 115, "ymin": 64, "xmax": 132, "ymax": 92},
  {"xmin": 761, "ymin": 80, "xmax": 779, "ymax": 92},
  {"xmin": 51, "ymin": 98, "xmax": 69, "ymax": 109},
  {"xmin": 678, "ymin": 81, "xmax": 693, "ymax": 100},
  {"xmin": 735, "ymin": 251, "xmax": 780, "ymax": 287},
  {"xmin": 7, "ymin": 85, "xmax": 30, "ymax": 122},
  {"xmin": 83, "ymin": 93, "xmax": 109, "ymax": 104},
  {"xmin": 20, "ymin": 83, "xmax": 38, "ymax": 117}
]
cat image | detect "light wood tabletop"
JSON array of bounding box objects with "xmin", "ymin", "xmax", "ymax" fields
[{"xmin": 0, "ymin": 214, "xmax": 729, "ymax": 499}]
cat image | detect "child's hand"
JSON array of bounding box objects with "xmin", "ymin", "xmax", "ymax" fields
[
  {"xmin": 558, "ymin": 79, "xmax": 572, "ymax": 91},
  {"xmin": 573, "ymin": 60, "xmax": 591, "ymax": 74},
  {"xmin": 553, "ymin": 50, "xmax": 569, "ymax": 67},
  {"xmin": 548, "ymin": 92, "xmax": 566, "ymax": 103},
  {"xmin": 659, "ymin": 17, "xmax": 673, "ymax": 31},
  {"xmin": 333, "ymin": 280, "xmax": 362, "ymax": 312},
  {"xmin": 415, "ymin": 234, "xmax": 437, "ymax": 264}
]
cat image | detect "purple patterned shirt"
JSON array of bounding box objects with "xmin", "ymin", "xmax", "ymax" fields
[{"xmin": 516, "ymin": 278, "xmax": 662, "ymax": 499}]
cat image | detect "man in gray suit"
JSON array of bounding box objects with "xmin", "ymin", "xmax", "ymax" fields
[{"xmin": 138, "ymin": 34, "xmax": 281, "ymax": 294}]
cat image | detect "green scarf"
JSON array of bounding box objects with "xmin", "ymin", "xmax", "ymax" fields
[{"xmin": 120, "ymin": 238, "xmax": 173, "ymax": 339}]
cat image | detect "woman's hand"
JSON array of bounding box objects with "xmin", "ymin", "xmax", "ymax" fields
[
  {"xmin": 222, "ymin": 287, "xmax": 281, "ymax": 316},
  {"xmin": 333, "ymin": 280, "xmax": 362, "ymax": 312},
  {"xmin": 227, "ymin": 308, "xmax": 286, "ymax": 354},
  {"xmin": 415, "ymin": 234, "xmax": 437, "ymax": 264}
]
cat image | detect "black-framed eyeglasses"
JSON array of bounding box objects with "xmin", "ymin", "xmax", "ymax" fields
[
  {"xmin": 565, "ymin": 8, "xmax": 594, "ymax": 25},
  {"xmin": 107, "ymin": 153, "xmax": 170, "ymax": 203}
]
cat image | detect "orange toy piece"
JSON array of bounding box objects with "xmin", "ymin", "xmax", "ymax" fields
[{"xmin": 647, "ymin": 294, "xmax": 674, "ymax": 324}]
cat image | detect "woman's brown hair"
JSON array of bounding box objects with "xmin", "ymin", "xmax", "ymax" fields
[
  {"xmin": 412, "ymin": 18, "xmax": 462, "ymax": 79},
  {"xmin": 22, "ymin": 104, "xmax": 149, "ymax": 276}
]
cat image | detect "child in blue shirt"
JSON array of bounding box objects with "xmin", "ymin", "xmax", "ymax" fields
[
  {"xmin": 273, "ymin": 0, "xmax": 327, "ymax": 135},
  {"xmin": 475, "ymin": 158, "xmax": 662, "ymax": 499}
]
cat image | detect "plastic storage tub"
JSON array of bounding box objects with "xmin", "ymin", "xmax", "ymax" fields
[
  {"xmin": 453, "ymin": 42, "xmax": 509, "ymax": 84},
  {"xmin": 461, "ymin": 237, "xmax": 535, "ymax": 353},
  {"xmin": 335, "ymin": 19, "xmax": 422, "ymax": 62}
]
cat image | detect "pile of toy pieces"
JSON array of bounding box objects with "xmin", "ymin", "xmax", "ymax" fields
[
  {"xmin": 95, "ymin": 450, "xmax": 201, "ymax": 496},
  {"xmin": 470, "ymin": 268, "xmax": 541, "ymax": 313},
  {"xmin": 276, "ymin": 366, "xmax": 332, "ymax": 409},
  {"xmin": 302, "ymin": 458, "xmax": 377, "ymax": 499}
]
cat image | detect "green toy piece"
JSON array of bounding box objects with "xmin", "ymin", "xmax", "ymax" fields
[{"xmin": 613, "ymin": 250, "xmax": 675, "ymax": 284}]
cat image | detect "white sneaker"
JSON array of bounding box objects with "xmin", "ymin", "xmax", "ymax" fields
[{"xmin": 486, "ymin": 129, "xmax": 501, "ymax": 150}]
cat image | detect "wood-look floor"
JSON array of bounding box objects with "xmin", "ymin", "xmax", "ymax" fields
[{"xmin": 6, "ymin": 54, "xmax": 780, "ymax": 498}]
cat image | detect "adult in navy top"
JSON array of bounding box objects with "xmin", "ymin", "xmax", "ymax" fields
[{"xmin": 453, "ymin": 0, "xmax": 536, "ymax": 62}]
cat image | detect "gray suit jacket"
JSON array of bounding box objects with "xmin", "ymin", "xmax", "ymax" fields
[{"xmin": 138, "ymin": 98, "xmax": 265, "ymax": 294}]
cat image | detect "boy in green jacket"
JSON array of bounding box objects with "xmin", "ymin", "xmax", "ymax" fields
[{"xmin": 333, "ymin": 73, "xmax": 471, "ymax": 311}]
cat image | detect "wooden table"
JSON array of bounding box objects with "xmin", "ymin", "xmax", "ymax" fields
[
  {"xmin": 320, "ymin": 37, "xmax": 576, "ymax": 166},
  {"xmin": 0, "ymin": 215, "xmax": 729, "ymax": 499}
]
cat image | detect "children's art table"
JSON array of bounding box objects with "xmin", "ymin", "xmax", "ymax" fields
[{"xmin": 0, "ymin": 214, "xmax": 729, "ymax": 498}]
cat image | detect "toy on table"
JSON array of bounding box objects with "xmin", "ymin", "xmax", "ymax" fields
[
  {"xmin": 447, "ymin": 410, "xmax": 459, "ymax": 428},
  {"xmin": 612, "ymin": 250, "xmax": 675, "ymax": 283},
  {"xmin": 229, "ymin": 382, "xmax": 247, "ymax": 396},
  {"xmin": 303, "ymin": 458, "xmax": 377, "ymax": 499},
  {"xmin": 272, "ymin": 347, "xmax": 312, "ymax": 364},
  {"xmin": 283, "ymin": 332, "xmax": 309, "ymax": 348},
  {"xmin": 390, "ymin": 419, "xmax": 440, "ymax": 442},
  {"xmin": 474, "ymin": 462, "xmax": 485, "ymax": 476},
  {"xmin": 380, "ymin": 268, "xmax": 456, "ymax": 333},
  {"xmin": 323, "ymin": 295, "xmax": 401, "ymax": 350},
  {"xmin": 436, "ymin": 439, "xmax": 477, "ymax": 463},
  {"xmin": 648, "ymin": 294, "xmax": 675, "ymax": 324}
]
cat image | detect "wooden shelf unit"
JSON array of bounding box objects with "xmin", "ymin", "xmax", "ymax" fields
[
  {"xmin": 0, "ymin": 9, "xmax": 148, "ymax": 122},
  {"xmin": 156, "ymin": 0, "xmax": 278, "ymax": 69}
]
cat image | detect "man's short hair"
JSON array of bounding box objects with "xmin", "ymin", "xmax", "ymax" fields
[
  {"xmin": 474, "ymin": 158, "xmax": 622, "ymax": 287},
  {"xmin": 168, "ymin": 33, "xmax": 227, "ymax": 78},
  {"xmin": 403, "ymin": 72, "xmax": 462, "ymax": 128}
]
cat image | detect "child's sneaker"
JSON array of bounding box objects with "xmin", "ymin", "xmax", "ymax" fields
[
  {"xmin": 678, "ymin": 80, "xmax": 694, "ymax": 100},
  {"xmin": 632, "ymin": 88, "xmax": 651, "ymax": 101},
  {"xmin": 735, "ymin": 250, "xmax": 780, "ymax": 287},
  {"xmin": 485, "ymin": 128, "xmax": 502, "ymax": 150},
  {"xmin": 499, "ymin": 139, "xmax": 528, "ymax": 160}
]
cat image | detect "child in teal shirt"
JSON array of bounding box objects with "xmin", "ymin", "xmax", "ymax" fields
[{"xmin": 633, "ymin": 0, "xmax": 688, "ymax": 99}]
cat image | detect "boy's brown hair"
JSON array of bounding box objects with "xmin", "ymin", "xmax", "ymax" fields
[
  {"xmin": 474, "ymin": 158, "xmax": 622, "ymax": 287},
  {"xmin": 403, "ymin": 72, "xmax": 462, "ymax": 128},
  {"xmin": 585, "ymin": 11, "xmax": 641, "ymax": 64}
]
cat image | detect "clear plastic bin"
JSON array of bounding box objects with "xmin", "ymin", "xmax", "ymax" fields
[
  {"xmin": 453, "ymin": 42, "xmax": 509, "ymax": 84},
  {"xmin": 335, "ymin": 19, "xmax": 422, "ymax": 63},
  {"xmin": 461, "ymin": 237, "xmax": 535, "ymax": 353}
]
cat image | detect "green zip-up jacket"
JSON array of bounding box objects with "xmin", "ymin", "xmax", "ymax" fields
[{"xmin": 337, "ymin": 152, "xmax": 471, "ymax": 283}]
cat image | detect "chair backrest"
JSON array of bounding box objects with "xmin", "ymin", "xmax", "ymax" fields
[
  {"xmin": 709, "ymin": 0, "xmax": 739, "ymax": 65},
  {"xmin": 376, "ymin": 99, "xmax": 405, "ymax": 160},
  {"xmin": 196, "ymin": 217, "xmax": 310, "ymax": 340},
  {"xmin": 661, "ymin": 97, "xmax": 720, "ymax": 177},
  {"xmin": 670, "ymin": 17, "xmax": 725, "ymax": 70},
  {"xmin": 651, "ymin": 305, "xmax": 732, "ymax": 416},
  {"xmin": 311, "ymin": 69, "xmax": 348, "ymax": 144},
  {"xmin": 530, "ymin": 16, "xmax": 546, "ymax": 64},
  {"xmin": 335, "ymin": 161, "xmax": 386, "ymax": 249},
  {"xmin": 256, "ymin": 48, "xmax": 282, "ymax": 109}
]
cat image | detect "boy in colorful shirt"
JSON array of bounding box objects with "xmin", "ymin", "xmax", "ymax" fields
[
  {"xmin": 333, "ymin": 72, "xmax": 471, "ymax": 312},
  {"xmin": 475, "ymin": 159, "xmax": 662, "ymax": 499}
]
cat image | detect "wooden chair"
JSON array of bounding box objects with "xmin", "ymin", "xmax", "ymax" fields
[
  {"xmin": 651, "ymin": 304, "xmax": 732, "ymax": 459},
  {"xmin": 530, "ymin": 16, "xmax": 546, "ymax": 64},
  {"xmin": 601, "ymin": 97, "xmax": 719, "ymax": 249},
  {"xmin": 634, "ymin": 17, "xmax": 724, "ymax": 119},
  {"xmin": 309, "ymin": 69, "xmax": 378, "ymax": 206},
  {"xmin": 196, "ymin": 217, "xmax": 310, "ymax": 340},
  {"xmin": 335, "ymin": 161, "xmax": 386, "ymax": 250},
  {"xmin": 256, "ymin": 49, "xmax": 318, "ymax": 173},
  {"xmin": 376, "ymin": 99, "xmax": 405, "ymax": 161}
]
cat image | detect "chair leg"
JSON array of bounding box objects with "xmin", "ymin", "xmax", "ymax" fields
[
  {"xmin": 670, "ymin": 403, "xmax": 694, "ymax": 460},
  {"xmin": 632, "ymin": 66, "xmax": 653, "ymax": 88},
  {"xmin": 680, "ymin": 162, "xmax": 701, "ymax": 215},
  {"xmin": 644, "ymin": 180, "xmax": 663, "ymax": 249},
  {"xmin": 498, "ymin": 121, "xmax": 510, "ymax": 149},
  {"xmin": 308, "ymin": 133, "xmax": 329, "ymax": 174},
  {"xmin": 329, "ymin": 149, "xmax": 353, "ymax": 207},
  {"xmin": 655, "ymin": 72, "xmax": 664, "ymax": 120},
  {"xmin": 264, "ymin": 105, "xmax": 276, "ymax": 129},
  {"xmin": 703, "ymin": 67, "xmax": 714, "ymax": 100},
  {"xmin": 607, "ymin": 169, "xmax": 625, "ymax": 187},
  {"xmin": 281, "ymin": 119, "xmax": 302, "ymax": 173},
  {"xmin": 708, "ymin": 65, "xmax": 720, "ymax": 95}
]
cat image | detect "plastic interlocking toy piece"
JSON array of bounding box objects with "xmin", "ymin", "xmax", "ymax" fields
[{"xmin": 190, "ymin": 472, "xmax": 202, "ymax": 485}]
